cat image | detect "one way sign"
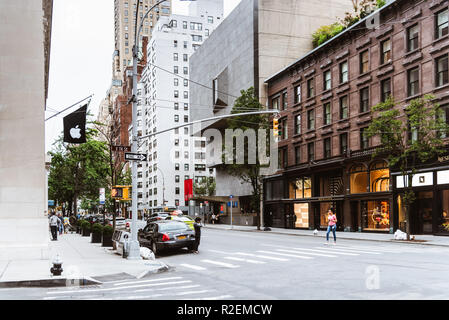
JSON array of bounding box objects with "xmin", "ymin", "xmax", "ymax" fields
[{"xmin": 125, "ymin": 152, "xmax": 147, "ymax": 162}]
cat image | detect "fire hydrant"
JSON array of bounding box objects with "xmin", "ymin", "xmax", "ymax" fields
[{"xmin": 50, "ymin": 254, "xmax": 63, "ymax": 276}]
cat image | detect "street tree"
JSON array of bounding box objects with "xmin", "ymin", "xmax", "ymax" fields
[
  {"xmin": 365, "ymin": 95, "xmax": 449, "ymax": 240},
  {"xmin": 194, "ymin": 177, "xmax": 216, "ymax": 197},
  {"xmin": 220, "ymin": 87, "xmax": 271, "ymax": 227}
]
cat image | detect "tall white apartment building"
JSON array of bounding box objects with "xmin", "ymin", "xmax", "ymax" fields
[{"xmin": 135, "ymin": 0, "xmax": 224, "ymax": 213}]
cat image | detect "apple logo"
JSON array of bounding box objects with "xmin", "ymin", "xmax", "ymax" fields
[{"xmin": 70, "ymin": 125, "xmax": 82, "ymax": 139}]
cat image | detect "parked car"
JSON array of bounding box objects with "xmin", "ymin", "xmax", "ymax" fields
[
  {"xmin": 106, "ymin": 217, "xmax": 126, "ymax": 229},
  {"xmin": 138, "ymin": 220, "xmax": 195, "ymax": 255},
  {"xmin": 166, "ymin": 215, "xmax": 195, "ymax": 230},
  {"xmin": 147, "ymin": 212, "xmax": 170, "ymax": 222}
]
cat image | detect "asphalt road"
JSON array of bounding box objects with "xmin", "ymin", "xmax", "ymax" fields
[{"xmin": 1, "ymin": 228, "xmax": 449, "ymax": 300}]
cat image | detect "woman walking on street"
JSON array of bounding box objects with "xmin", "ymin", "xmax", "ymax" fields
[{"xmin": 325, "ymin": 209, "xmax": 337, "ymax": 245}]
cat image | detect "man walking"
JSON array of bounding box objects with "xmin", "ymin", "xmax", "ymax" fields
[
  {"xmin": 192, "ymin": 217, "xmax": 202, "ymax": 254},
  {"xmin": 49, "ymin": 212, "xmax": 60, "ymax": 241}
]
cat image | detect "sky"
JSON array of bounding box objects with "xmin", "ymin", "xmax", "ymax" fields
[{"xmin": 45, "ymin": 0, "xmax": 242, "ymax": 153}]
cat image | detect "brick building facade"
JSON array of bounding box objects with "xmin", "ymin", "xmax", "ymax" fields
[{"xmin": 264, "ymin": 0, "xmax": 449, "ymax": 235}]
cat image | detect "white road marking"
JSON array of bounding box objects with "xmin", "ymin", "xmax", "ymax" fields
[
  {"xmin": 113, "ymin": 276, "xmax": 184, "ymax": 286},
  {"xmin": 313, "ymin": 247, "xmax": 378, "ymax": 255},
  {"xmin": 276, "ymin": 249, "xmax": 337, "ymax": 258},
  {"xmin": 223, "ymin": 256, "xmax": 266, "ymax": 264},
  {"xmin": 235, "ymin": 252, "xmax": 289, "ymax": 261},
  {"xmin": 333, "ymin": 245, "xmax": 402, "ymax": 253},
  {"xmin": 256, "ymin": 250, "xmax": 313, "ymax": 260},
  {"xmin": 292, "ymin": 248, "xmax": 359, "ymax": 256},
  {"xmin": 47, "ymin": 280, "xmax": 192, "ymax": 295},
  {"xmin": 201, "ymin": 260, "xmax": 240, "ymax": 268},
  {"xmin": 119, "ymin": 289, "xmax": 213, "ymax": 300},
  {"xmin": 191, "ymin": 295, "xmax": 233, "ymax": 300},
  {"xmin": 135, "ymin": 284, "xmax": 200, "ymax": 293},
  {"xmin": 179, "ymin": 263, "xmax": 207, "ymax": 271}
]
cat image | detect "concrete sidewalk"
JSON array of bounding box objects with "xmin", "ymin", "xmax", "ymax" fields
[
  {"xmin": 204, "ymin": 223, "xmax": 449, "ymax": 247},
  {"xmin": 0, "ymin": 232, "xmax": 169, "ymax": 288}
]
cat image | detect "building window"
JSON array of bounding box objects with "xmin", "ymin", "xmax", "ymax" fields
[
  {"xmin": 174, "ymin": 114, "xmax": 179, "ymax": 122},
  {"xmin": 362, "ymin": 200, "xmax": 390, "ymax": 231},
  {"xmin": 183, "ymin": 91, "xmax": 188, "ymax": 99},
  {"xmin": 208, "ymin": 16, "xmax": 213, "ymax": 24},
  {"xmin": 360, "ymin": 127, "xmax": 369, "ymax": 150},
  {"xmin": 340, "ymin": 132, "xmax": 348, "ymax": 155},
  {"xmin": 278, "ymin": 148, "xmax": 288, "ymax": 168},
  {"xmin": 294, "ymin": 85, "xmax": 301, "ymax": 104},
  {"xmin": 174, "ymin": 78, "xmax": 179, "ymax": 86},
  {"xmin": 174, "ymin": 90, "xmax": 179, "ymax": 98},
  {"xmin": 380, "ymin": 39, "xmax": 391, "ymax": 64},
  {"xmin": 323, "ymin": 102, "xmax": 332, "ymax": 125},
  {"xmin": 439, "ymin": 104, "xmax": 449, "ymax": 138},
  {"xmin": 272, "ymin": 96, "xmax": 280, "ymax": 110},
  {"xmin": 175, "ymin": 175, "xmax": 180, "ymax": 183},
  {"xmin": 281, "ymin": 118, "xmax": 288, "ymax": 140},
  {"xmin": 323, "ymin": 138, "xmax": 331, "ymax": 159},
  {"xmin": 173, "ymin": 53, "xmax": 178, "ymax": 61},
  {"xmin": 185, "ymin": 164, "xmax": 190, "ymax": 171},
  {"xmin": 294, "ymin": 114, "xmax": 301, "ymax": 135},
  {"xmin": 175, "ymin": 187, "xmax": 180, "ymax": 195},
  {"xmin": 340, "ymin": 95, "xmax": 348, "ymax": 120},
  {"xmin": 436, "ymin": 9, "xmax": 449, "ymax": 39},
  {"xmin": 183, "ymin": 54, "xmax": 188, "ymax": 62},
  {"xmin": 360, "ymin": 87, "xmax": 370, "ymax": 113},
  {"xmin": 183, "ymin": 67, "xmax": 188, "ymax": 75},
  {"xmin": 307, "ymin": 142, "xmax": 315, "ymax": 162},
  {"xmin": 323, "ymin": 70, "xmax": 331, "ymax": 91},
  {"xmin": 307, "ymin": 109, "xmax": 315, "ymax": 130},
  {"xmin": 183, "ymin": 21, "xmax": 187, "ymax": 29},
  {"xmin": 288, "ymin": 177, "xmax": 312, "ymax": 199},
  {"xmin": 360, "ymin": 50, "xmax": 369, "ymax": 74},
  {"xmin": 295, "ymin": 146, "xmax": 301, "ymax": 164},
  {"xmin": 436, "ymin": 54, "xmax": 449, "ymax": 87},
  {"xmin": 175, "ymin": 163, "xmax": 180, "ymax": 171},
  {"xmin": 307, "ymin": 78, "xmax": 315, "ymax": 98},
  {"xmin": 350, "ymin": 164, "xmax": 368, "ymax": 194},
  {"xmin": 340, "ymin": 61, "xmax": 348, "ymax": 84},
  {"xmin": 407, "ymin": 24, "xmax": 419, "ymax": 52},
  {"xmin": 381, "ymin": 78, "xmax": 391, "ymax": 102},
  {"xmin": 174, "ymin": 102, "xmax": 179, "ymax": 110},
  {"xmin": 282, "ymin": 91, "xmax": 288, "ymax": 110},
  {"xmin": 174, "ymin": 66, "xmax": 178, "ymax": 74},
  {"xmin": 407, "ymin": 67, "xmax": 420, "ymax": 97}
]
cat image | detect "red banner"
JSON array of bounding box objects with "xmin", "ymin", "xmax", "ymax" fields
[{"xmin": 184, "ymin": 179, "xmax": 193, "ymax": 201}]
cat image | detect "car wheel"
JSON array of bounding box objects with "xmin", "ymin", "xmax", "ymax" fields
[{"xmin": 151, "ymin": 241, "xmax": 158, "ymax": 255}]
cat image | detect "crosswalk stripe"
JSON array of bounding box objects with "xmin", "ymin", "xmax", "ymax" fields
[
  {"xmin": 317, "ymin": 247, "xmax": 382, "ymax": 255},
  {"xmin": 333, "ymin": 245, "xmax": 402, "ymax": 253},
  {"xmin": 292, "ymin": 248, "xmax": 359, "ymax": 256},
  {"xmin": 276, "ymin": 249, "xmax": 337, "ymax": 258},
  {"xmin": 135, "ymin": 284, "xmax": 200, "ymax": 293},
  {"xmin": 235, "ymin": 252, "xmax": 289, "ymax": 261},
  {"xmin": 201, "ymin": 259, "xmax": 240, "ymax": 268},
  {"xmin": 47, "ymin": 280, "xmax": 193, "ymax": 295},
  {"xmin": 313, "ymin": 247, "xmax": 379, "ymax": 255},
  {"xmin": 179, "ymin": 263, "xmax": 207, "ymax": 271},
  {"xmin": 257, "ymin": 250, "xmax": 313, "ymax": 260},
  {"xmin": 113, "ymin": 276, "xmax": 183, "ymax": 286},
  {"xmin": 223, "ymin": 256, "xmax": 266, "ymax": 264}
]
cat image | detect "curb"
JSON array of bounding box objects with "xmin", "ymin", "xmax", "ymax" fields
[
  {"xmin": 0, "ymin": 262, "xmax": 171, "ymax": 288},
  {"xmin": 204, "ymin": 226, "xmax": 449, "ymax": 248}
]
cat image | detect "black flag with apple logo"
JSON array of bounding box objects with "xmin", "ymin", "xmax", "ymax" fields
[{"xmin": 63, "ymin": 104, "xmax": 87, "ymax": 144}]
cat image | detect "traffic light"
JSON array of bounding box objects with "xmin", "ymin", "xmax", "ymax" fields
[
  {"xmin": 273, "ymin": 118, "xmax": 279, "ymax": 137},
  {"xmin": 111, "ymin": 186, "xmax": 123, "ymax": 199},
  {"xmin": 122, "ymin": 186, "xmax": 131, "ymax": 201}
]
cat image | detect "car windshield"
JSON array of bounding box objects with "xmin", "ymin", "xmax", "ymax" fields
[{"xmin": 158, "ymin": 222, "xmax": 188, "ymax": 232}]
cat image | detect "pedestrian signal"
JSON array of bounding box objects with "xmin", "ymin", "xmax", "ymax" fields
[{"xmin": 111, "ymin": 187, "xmax": 123, "ymax": 199}]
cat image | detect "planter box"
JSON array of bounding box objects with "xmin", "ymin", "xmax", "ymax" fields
[
  {"xmin": 102, "ymin": 234, "xmax": 113, "ymax": 247},
  {"xmin": 82, "ymin": 229, "xmax": 91, "ymax": 237},
  {"xmin": 91, "ymin": 232, "xmax": 102, "ymax": 243}
]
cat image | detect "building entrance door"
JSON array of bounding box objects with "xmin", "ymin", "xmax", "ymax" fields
[
  {"xmin": 350, "ymin": 201, "xmax": 359, "ymax": 232},
  {"xmin": 412, "ymin": 191, "xmax": 433, "ymax": 234}
]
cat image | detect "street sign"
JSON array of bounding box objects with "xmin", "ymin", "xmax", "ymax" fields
[
  {"xmin": 125, "ymin": 152, "xmax": 147, "ymax": 161},
  {"xmin": 112, "ymin": 145, "xmax": 131, "ymax": 152},
  {"xmin": 48, "ymin": 200, "xmax": 55, "ymax": 206},
  {"xmin": 99, "ymin": 188, "xmax": 105, "ymax": 205}
]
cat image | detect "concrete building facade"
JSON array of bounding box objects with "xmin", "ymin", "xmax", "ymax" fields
[{"xmin": 0, "ymin": 0, "xmax": 53, "ymax": 259}]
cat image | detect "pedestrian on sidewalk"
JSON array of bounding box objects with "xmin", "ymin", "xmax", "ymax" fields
[
  {"xmin": 325, "ymin": 208, "xmax": 337, "ymax": 245},
  {"xmin": 211, "ymin": 213, "xmax": 216, "ymax": 225},
  {"xmin": 57, "ymin": 213, "xmax": 64, "ymax": 235},
  {"xmin": 49, "ymin": 212, "xmax": 60, "ymax": 241},
  {"xmin": 192, "ymin": 217, "xmax": 202, "ymax": 254}
]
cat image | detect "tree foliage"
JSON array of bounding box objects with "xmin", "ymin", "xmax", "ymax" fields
[
  {"xmin": 193, "ymin": 177, "xmax": 216, "ymax": 197},
  {"xmin": 365, "ymin": 95, "xmax": 449, "ymax": 238},
  {"xmin": 221, "ymin": 87, "xmax": 270, "ymax": 212}
]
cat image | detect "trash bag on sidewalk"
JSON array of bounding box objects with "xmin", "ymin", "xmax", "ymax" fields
[
  {"xmin": 140, "ymin": 247, "xmax": 155, "ymax": 260},
  {"xmin": 394, "ymin": 229, "xmax": 407, "ymax": 240}
]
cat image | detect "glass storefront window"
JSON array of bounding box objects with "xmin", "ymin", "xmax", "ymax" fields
[
  {"xmin": 288, "ymin": 177, "xmax": 312, "ymax": 199},
  {"xmin": 293, "ymin": 203, "xmax": 309, "ymax": 228},
  {"xmin": 362, "ymin": 200, "xmax": 390, "ymax": 231},
  {"xmin": 320, "ymin": 202, "xmax": 334, "ymax": 228},
  {"xmin": 370, "ymin": 162, "xmax": 390, "ymax": 192},
  {"xmin": 350, "ymin": 165, "xmax": 368, "ymax": 194},
  {"xmin": 440, "ymin": 190, "xmax": 449, "ymax": 233},
  {"xmin": 397, "ymin": 195, "xmax": 406, "ymax": 232}
]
